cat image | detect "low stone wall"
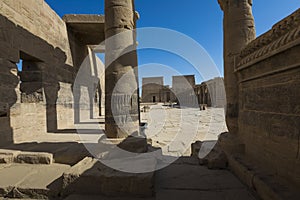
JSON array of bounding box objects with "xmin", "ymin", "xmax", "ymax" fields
[{"xmin": 237, "ymin": 9, "xmax": 300, "ymax": 188}]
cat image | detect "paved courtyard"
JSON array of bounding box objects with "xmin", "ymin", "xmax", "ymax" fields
[{"xmin": 141, "ymin": 104, "xmax": 228, "ymax": 156}]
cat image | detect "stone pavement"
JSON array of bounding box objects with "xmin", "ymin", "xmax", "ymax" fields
[
  {"xmin": 141, "ymin": 105, "xmax": 227, "ymax": 156},
  {"xmin": 0, "ymin": 107, "xmax": 257, "ymax": 199},
  {"xmin": 155, "ymin": 157, "xmax": 257, "ymax": 200},
  {"xmin": 0, "ymin": 157, "xmax": 258, "ymax": 200},
  {"xmin": 62, "ymin": 157, "xmax": 257, "ymax": 200},
  {"xmin": 0, "ymin": 163, "xmax": 70, "ymax": 199}
]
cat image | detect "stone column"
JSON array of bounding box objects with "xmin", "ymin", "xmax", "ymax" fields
[
  {"xmin": 105, "ymin": 0, "xmax": 140, "ymax": 138},
  {"xmin": 218, "ymin": 0, "xmax": 256, "ymax": 134}
]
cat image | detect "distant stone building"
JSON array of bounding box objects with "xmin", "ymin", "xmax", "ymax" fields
[
  {"xmin": 196, "ymin": 77, "xmax": 226, "ymax": 108},
  {"xmin": 194, "ymin": 82, "xmax": 212, "ymax": 107},
  {"xmin": 141, "ymin": 75, "xmax": 225, "ymax": 108},
  {"xmin": 141, "ymin": 77, "xmax": 164, "ymax": 103}
]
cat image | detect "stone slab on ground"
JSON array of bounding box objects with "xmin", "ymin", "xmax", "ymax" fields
[
  {"xmin": 62, "ymin": 157, "xmax": 155, "ymax": 198},
  {"xmin": 155, "ymin": 159, "xmax": 257, "ymax": 200},
  {"xmin": 0, "ymin": 163, "xmax": 70, "ymax": 199},
  {"xmin": 3, "ymin": 143, "xmax": 92, "ymax": 165},
  {"xmin": 16, "ymin": 152, "xmax": 53, "ymax": 165},
  {"xmin": 0, "ymin": 149, "xmax": 53, "ymax": 165},
  {"xmin": 0, "ymin": 149, "xmax": 20, "ymax": 164}
]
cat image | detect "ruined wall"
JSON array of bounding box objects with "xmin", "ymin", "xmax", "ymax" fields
[
  {"xmin": 205, "ymin": 77, "xmax": 226, "ymax": 108},
  {"xmin": 0, "ymin": 0, "xmax": 76, "ymax": 144},
  {"xmin": 237, "ymin": 9, "xmax": 300, "ymax": 187},
  {"xmin": 171, "ymin": 75, "xmax": 196, "ymax": 103}
]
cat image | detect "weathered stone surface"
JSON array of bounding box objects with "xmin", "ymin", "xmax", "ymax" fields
[
  {"xmin": 218, "ymin": 0, "xmax": 256, "ymax": 135},
  {"xmin": 142, "ymin": 77, "xmax": 165, "ymax": 103},
  {"xmin": 104, "ymin": 0, "xmax": 140, "ymax": 138},
  {"xmin": 0, "ymin": 149, "xmax": 53, "ymax": 165},
  {"xmin": 0, "ymin": 0, "xmax": 73, "ymax": 65},
  {"xmin": 63, "ymin": 14, "xmax": 105, "ymax": 45},
  {"xmin": 0, "ymin": 149, "xmax": 20, "ymax": 164},
  {"xmin": 117, "ymin": 136, "xmax": 148, "ymax": 153},
  {"xmin": 0, "ymin": 163, "xmax": 70, "ymax": 199},
  {"xmin": 16, "ymin": 152, "xmax": 53, "ymax": 165},
  {"xmin": 156, "ymin": 162, "xmax": 256, "ymax": 200},
  {"xmin": 191, "ymin": 141, "xmax": 228, "ymax": 169},
  {"xmin": 228, "ymin": 155, "xmax": 300, "ymax": 200},
  {"xmin": 62, "ymin": 157, "xmax": 155, "ymax": 197}
]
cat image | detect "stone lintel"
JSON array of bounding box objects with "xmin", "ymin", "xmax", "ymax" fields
[{"xmin": 63, "ymin": 14, "xmax": 105, "ymax": 45}]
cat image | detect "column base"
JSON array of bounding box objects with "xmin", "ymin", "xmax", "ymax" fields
[{"xmin": 98, "ymin": 136, "xmax": 148, "ymax": 154}]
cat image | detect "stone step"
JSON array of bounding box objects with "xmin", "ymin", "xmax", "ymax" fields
[
  {"xmin": 3, "ymin": 143, "xmax": 92, "ymax": 165},
  {"xmin": 0, "ymin": 149, "xmax": 53, "ymax": 165},
  {"xmin": 0, "ymin": 163, "xmax": 70, "ymax": 199},
  {"xmin": 62, "ymin": 157, "xmax": 155, "ymax": 198}
]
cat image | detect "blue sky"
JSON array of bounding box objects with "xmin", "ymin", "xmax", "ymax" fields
[{"xmin": 45, "ymin": 0, "xmax": 300, "ymax": 85}]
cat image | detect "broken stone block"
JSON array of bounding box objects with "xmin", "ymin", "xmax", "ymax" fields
[
  {"xmin": 0, "ymin": 149, "xmax": 20, "ymax": 164},
  {"xmin": 191, "ymin": 141, "xmax": 203, "ymax": 157},
  {"xmin": 62, "ymin": 157, "xmax": 155, "ymax": 197},
  {"xmin": 191, "ymin": 141, "xmax": 228, "ymax": 170},
  {"xmin": 206, "ymin": 150, "xmax": 228, "ymax": 170},
  {"xmin": 16, "ymin": 152, "xmax": 53, "ymax": 165},
  {"xmin": 191, "ymin": 140, "xmax": 217, "ymax": 158},
  {"xmin": 98, "ymin": 136, "xmax": 148, "ymax": 155},
  {"xmin": 21, "ymin": 91, "xmax": 44, "ymax": 103},
  {"xmin": 117, "ymin": 136, "xmax": 148, "ymax": 153}
]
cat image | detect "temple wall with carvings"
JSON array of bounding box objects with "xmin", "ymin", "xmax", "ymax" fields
[
  {"xmin": 0, "ymin": 0, "xmax": 88, "ymax": 144},
  {"xmin": 236, "ymin": 8, "xmax": 300, "ymax": 187}
]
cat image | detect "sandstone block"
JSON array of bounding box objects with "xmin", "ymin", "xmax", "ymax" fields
[
  {"xmin": 0, "ymin": 149, "xmax": 20, "ymax": 164},
  {"xmin": 16, "ymin": 152, "xmax": 53, "ymax": 165},
  {"xmin": 191, "ymin": 141, "xmax": 228, "ymax": 170},
  {"xmin": 62, "ymin": 157, "xmax": 155, "ymax": 197}
]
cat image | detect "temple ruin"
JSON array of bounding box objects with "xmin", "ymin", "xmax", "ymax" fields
[
  {"xmin": 0, "ymin": 0, "xmax": 299, "ymax": 199},
  {"xmin": 141, "ymin": 76, "xmax": 226, "ymax": 108}
]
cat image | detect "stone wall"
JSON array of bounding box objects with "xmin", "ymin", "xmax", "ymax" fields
[
  {"xmin": 0, "ymin": 0, "xmax": 78, "ymax": 144},
  {"xmin": 171, "ymin": 75, "xmax": 196, "ymax": 104},
  {"xmin": 205, "ymin": 77, "xmax": 226, "ymax": 108},
  {"xmin": 0, "ymin": 0, "xmax": 73, "ymax": 65},
  {"xmin": 236, "ymin": 9, "xmax": 300, "ymax": 188}
]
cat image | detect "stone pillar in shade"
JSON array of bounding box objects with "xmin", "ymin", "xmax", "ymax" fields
[
  {"xmin": 218, "ymin": 0, "xmax": 256, "ymax": 134},
  {"xmin": 104, "ymin": 0, "xmax": 140, "ymax": 138}
]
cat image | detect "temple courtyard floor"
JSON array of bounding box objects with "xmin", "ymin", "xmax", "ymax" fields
[{"xmin": 0, "ymin": 105, "xmax": 257, "ymax": 199}]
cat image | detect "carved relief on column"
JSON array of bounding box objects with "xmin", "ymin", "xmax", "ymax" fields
[{"xmin": 105, "ymin": 0, "xmax": 140, "ymax": 138}]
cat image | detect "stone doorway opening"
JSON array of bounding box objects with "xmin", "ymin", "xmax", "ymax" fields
[{"xmin": 153, "ymin": 96, "xmax": 156, "ymax": 103}]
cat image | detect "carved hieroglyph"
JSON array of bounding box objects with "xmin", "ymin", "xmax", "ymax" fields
[
  {"xmin": 104, "ymin": 0, "xmax": 140, "ymax": 138},
  {"xmin": 218, "ymin": 0, "xmax": 256, "ymax": 134}
]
